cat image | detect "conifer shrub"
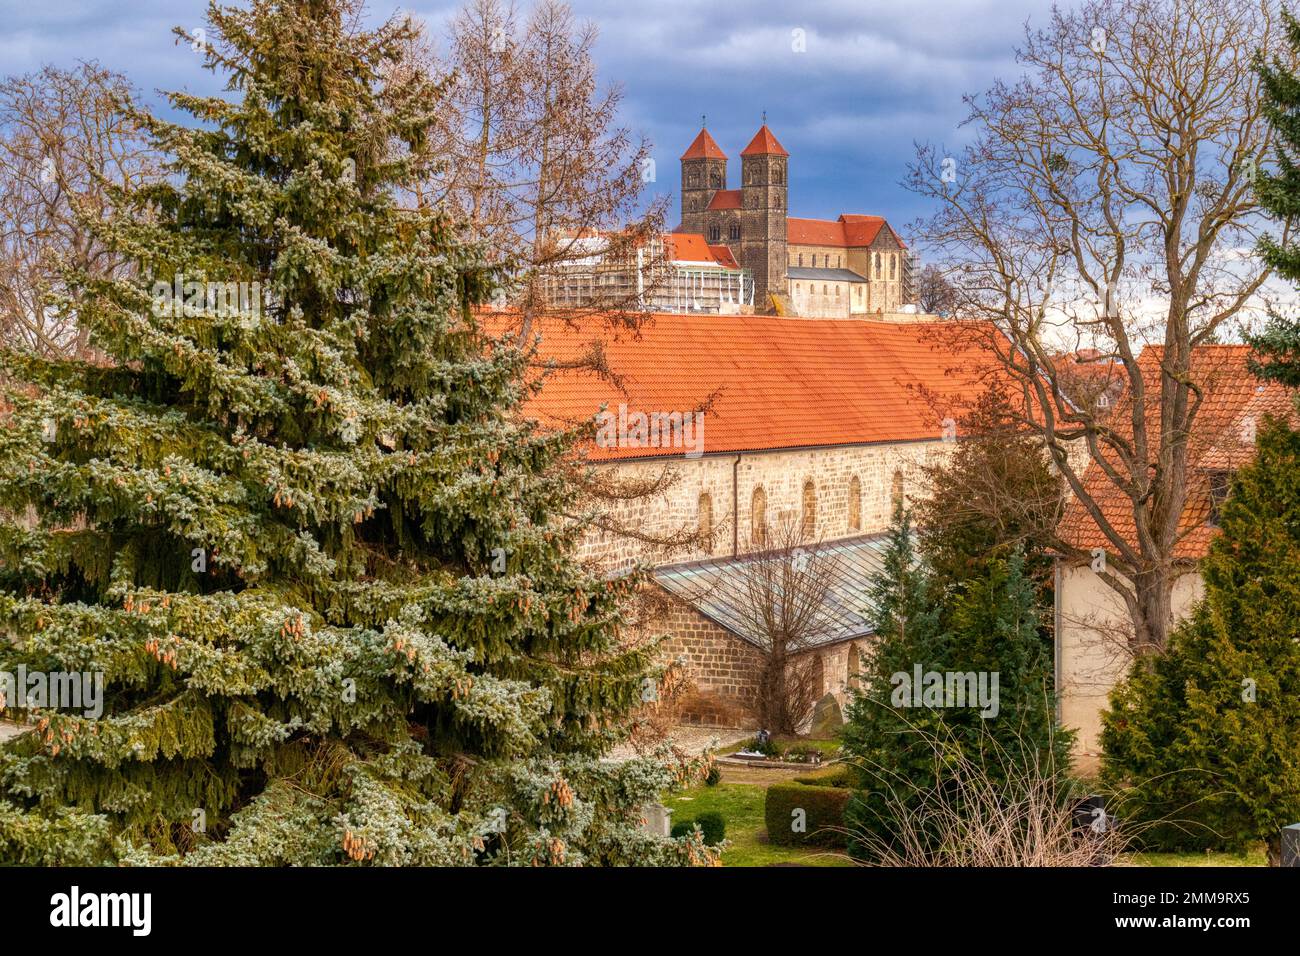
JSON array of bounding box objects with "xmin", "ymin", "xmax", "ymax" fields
[{"xmin": 1101, "ymin": 418, "xmax": 1300, "ymax": 864}]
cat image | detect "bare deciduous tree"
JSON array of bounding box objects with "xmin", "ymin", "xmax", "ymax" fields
[
  {"xmin": 0, "ymin": 63, "xmax": 158, "ymax": 358},
  {"xmin": 403, "ymin": 0, "xmax": 668, "ymax": 342},
  {"xmin": 908, "ymin": 0, "xmax": 1295, "ymax": 654},
  {"xmin": 730, "ymin": 519, "xmax": 841, "ymax": 735},
  {"xmin": 915, "ymin": 263, "xmax": 956, "ymax": 316}
]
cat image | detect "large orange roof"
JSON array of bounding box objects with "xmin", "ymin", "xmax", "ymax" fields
[
  {"xmin": 788, "ymin": 215, "xmax": 901, "ymax": 249},
  {"xmin": 681, "ymin": 128, "xmax": 727, "ymax": 161},
  {"xmin": 741, "ymin": 125, "xmax": 789, "ymax": 157},
  {"xmin": 1058, "ymin": 345, "xmax": 1295, "ymax": 561},
  {"xmin": 509, "ymin": 313, "xmax": 1011, "ymax": 461}
]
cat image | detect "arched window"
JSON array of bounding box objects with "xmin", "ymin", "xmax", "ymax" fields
[
  {"xmin": 835, "ymin": 285, "xmax": 841, "ymax": 298},
  {"xmin": 874, "ymin": 253, "xmax": 882, "ymax": 279},
  {"xmin": 837, "ymin": 255, "xmax": 842, "ymax": 268},
  {"xmin": 689, "ymin": 198, "xmax": 698, "ymax": 212},
  {"xmin": 822, "ymin": 284, "xmax": 828, "ymax": 295},
  {"xmin": 710, "ymin": 170, "xmax": 721, "ymax": 188},
  {"xmin": 751, "ymin": 486, "xmax": 767, "ymax": 548},
  {"xmin": 798, "ymin": 253, "xmax": 804, "ymax": 266},
  {"xmin": 688, "ymin": 170, "xmax": 699, "ymax": 187},
  {"xmin": 891, "ymin": 469, "xmax": 905, "ymax": 513},
  {"xmin": 848, "ymin": 476, "xmax": 862, "ymax": 532},
  {"xmin": 729, "ymin": 223, "xmax": 741, "ymax": 241},
  {"xmin": 801, "ymin": 479, "xmax": 817, "ymax": 539},
  {"xmin": 847, "ymin": 641, "xmax": 861, "ymax": 689},
  {"xmin": 698, "ymin": 492, "xmax": 713, "ymax": 553},
  {"xmin": 709, "ymin": 224, "xmax": 720, "ymax": 243}
]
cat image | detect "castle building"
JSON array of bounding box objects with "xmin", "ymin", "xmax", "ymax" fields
[{"xmin": 678, "ymin": 123, "xmax": 913, "ymax": 318}]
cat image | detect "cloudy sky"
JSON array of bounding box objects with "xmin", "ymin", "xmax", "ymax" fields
[{"xmin": 0, "ymin": 0, "xmax": 1058, "ymax": 233}]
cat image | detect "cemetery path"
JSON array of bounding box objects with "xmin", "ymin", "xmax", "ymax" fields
[{"xmin": 606, "ymin": 725, "xmax": 749, "ymax": 762}]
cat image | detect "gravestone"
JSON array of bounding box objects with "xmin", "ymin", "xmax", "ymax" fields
[
  {"xmin": 1283, "ymin": 823, "xmax": 1300, "ymax": 867},
  {"xmin": 810, "ymin": 693, "xmax": 844, "ymax": 738},
  {"xmin": 643, "ymin": 802, "xmax": 673, "ymax": 838}
]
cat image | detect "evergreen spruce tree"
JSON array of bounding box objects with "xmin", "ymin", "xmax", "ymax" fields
[
  {"xmin": 1250, "ymin": 7, "xmax": 1300, "ymax": 386},
  {"xmin": 842, "ymin": 506, "xmax": 1069, "ymax": 857},
  {"xmin": 0, "ymin": 0, "xmax": 710, "ymax": 866},
  {"xmin": 1100, "ymin": 418, "xmax": 1300, "ymax": 864}
]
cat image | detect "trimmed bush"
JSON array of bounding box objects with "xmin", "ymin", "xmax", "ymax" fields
[
  {"xmin": 765, "ymin": 784, "xmax": 850, "ymax": 847},
  {"xmin": 694, "ymin": 811, "xmax": 726, "ymax": 846},
  {"xmin": 671, "ymin": 812, "xmax": 726, "ymax": 846},
  {"xmin": 704, "ymin": 763, "xmax": 722, "ymax": 787},
  {"xmin": 792, "ymin": 765, "xmax": 851, "ymax": 788}
]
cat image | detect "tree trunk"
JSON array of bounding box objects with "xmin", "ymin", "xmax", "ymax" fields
[{"xmin": 1131, "ymin": 567, "xmax": 1174, "ymax": 655}]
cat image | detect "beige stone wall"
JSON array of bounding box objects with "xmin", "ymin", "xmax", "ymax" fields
[
  {"xmin": 1057, "ymin": 563, "xmax": 1204, "ymax": 768},
  {"xmin": 788, "ymin": 278, "xmax": 868, "ymax": 317},
  {"xmin": 579, "ymin": 439, "xmax": 952, "ymax": 570},
  {"xmin": 660, "ymin": 599, "xmax": 764, "ymax": 727},
  {"xmin": 788, "ymin": 244, "xmax": 852, "ymax": 270},
  {"xmin": 658, "ymin": 596, "xmax": 865, "ymax": 729},
  {"xmin": 785, "ymin": 242, "xmax": 901, "ymax": 315}
]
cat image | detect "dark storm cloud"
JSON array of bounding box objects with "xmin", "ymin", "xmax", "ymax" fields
[{"xmin": 0, "ymin": 0, "xmax": 1058, "ymax": 232}]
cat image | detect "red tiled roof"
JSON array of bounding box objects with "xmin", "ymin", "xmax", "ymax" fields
[
  {"xmin": 664, "ymin": 233, "xmax": 713, "ymax": 263},
  {"xmin": 707, "ymin": 189, "xmax": 742, "ymax": 210},
  {"xmin": 510, "ymin": 313, "xmax": 1013, "ymax": 461},
  {"xmin": 741, "ymin": 125, "xmax": 788, "ymax": 157},
  {"xmin": 663, "ymin": 234, "xmax": 741, "ymax": 269},
  {"xmin": 787, "ymin": 215, "xmax": 902, "ymax": 249},
  {"xmin": 708, "ymin": 245, "xmax": 739, "ymax": 269},
  {"xmin": 1058, "ymin": 346, "xmax": 1295, "ymax": 560},
  {"xmin": 681, "ymin": 128, "xmax": 727, "ymax": 161}
]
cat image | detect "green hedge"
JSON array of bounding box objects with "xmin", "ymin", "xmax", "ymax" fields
[
  {"xmin": 792, "ymin": 765, "xmax": 851, "ymax": 788},
  {"xmin": 671, "ymin": 810, "xmax": 726, "ymax": 846},
  {"xmin": 764, "ymin": 784, "xmax": 850, "ymax": 847}
]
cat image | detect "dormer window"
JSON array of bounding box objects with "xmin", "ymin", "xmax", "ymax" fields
[{"xmin": 1208, "ymin": 470, "xmax": 1232, "ymax": 527}]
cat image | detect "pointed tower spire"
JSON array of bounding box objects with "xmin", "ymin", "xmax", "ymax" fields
[
  {"xmin": 741, "ymin": 123, "xmax": 788, "ymax": 157},
  {"xmin": 681, "ymin": 126, "xmax": 727, "ymax": 161}
]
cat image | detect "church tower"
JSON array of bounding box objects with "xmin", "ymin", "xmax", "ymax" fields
[
  {"xmin": 679, "ymin": 125, "xmax": 727, "ymax": 237},
  {"xmin": 738, "ymin": 123, "xmax": 789, "ymax": 307}
]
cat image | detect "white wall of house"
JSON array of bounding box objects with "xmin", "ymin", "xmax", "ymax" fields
[{"xmin": 1056, "ymin": 563, "xmax": 1205, "ymax": 769}]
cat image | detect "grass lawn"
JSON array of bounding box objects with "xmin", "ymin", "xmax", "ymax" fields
[
  {"xmin": 667, "ymin": 782, "xmax": 853, "ymax": 867},
  {"xmin": 667, "ymin": 776, "xmax": 1267, "ymax": 868},
  {"xmin": 1125, "ymin": 846, "xmax": 1266, "ymax": 867}
]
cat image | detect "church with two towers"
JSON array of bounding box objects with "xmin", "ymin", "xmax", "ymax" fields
[{"xmin": 676, "ymin": 122, "xmax": 913, "ymax": 318}]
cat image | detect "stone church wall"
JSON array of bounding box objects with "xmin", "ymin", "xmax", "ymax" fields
[{"xmin": 577, "ymin": 439, "xmax": 955, "ymax": 570}]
